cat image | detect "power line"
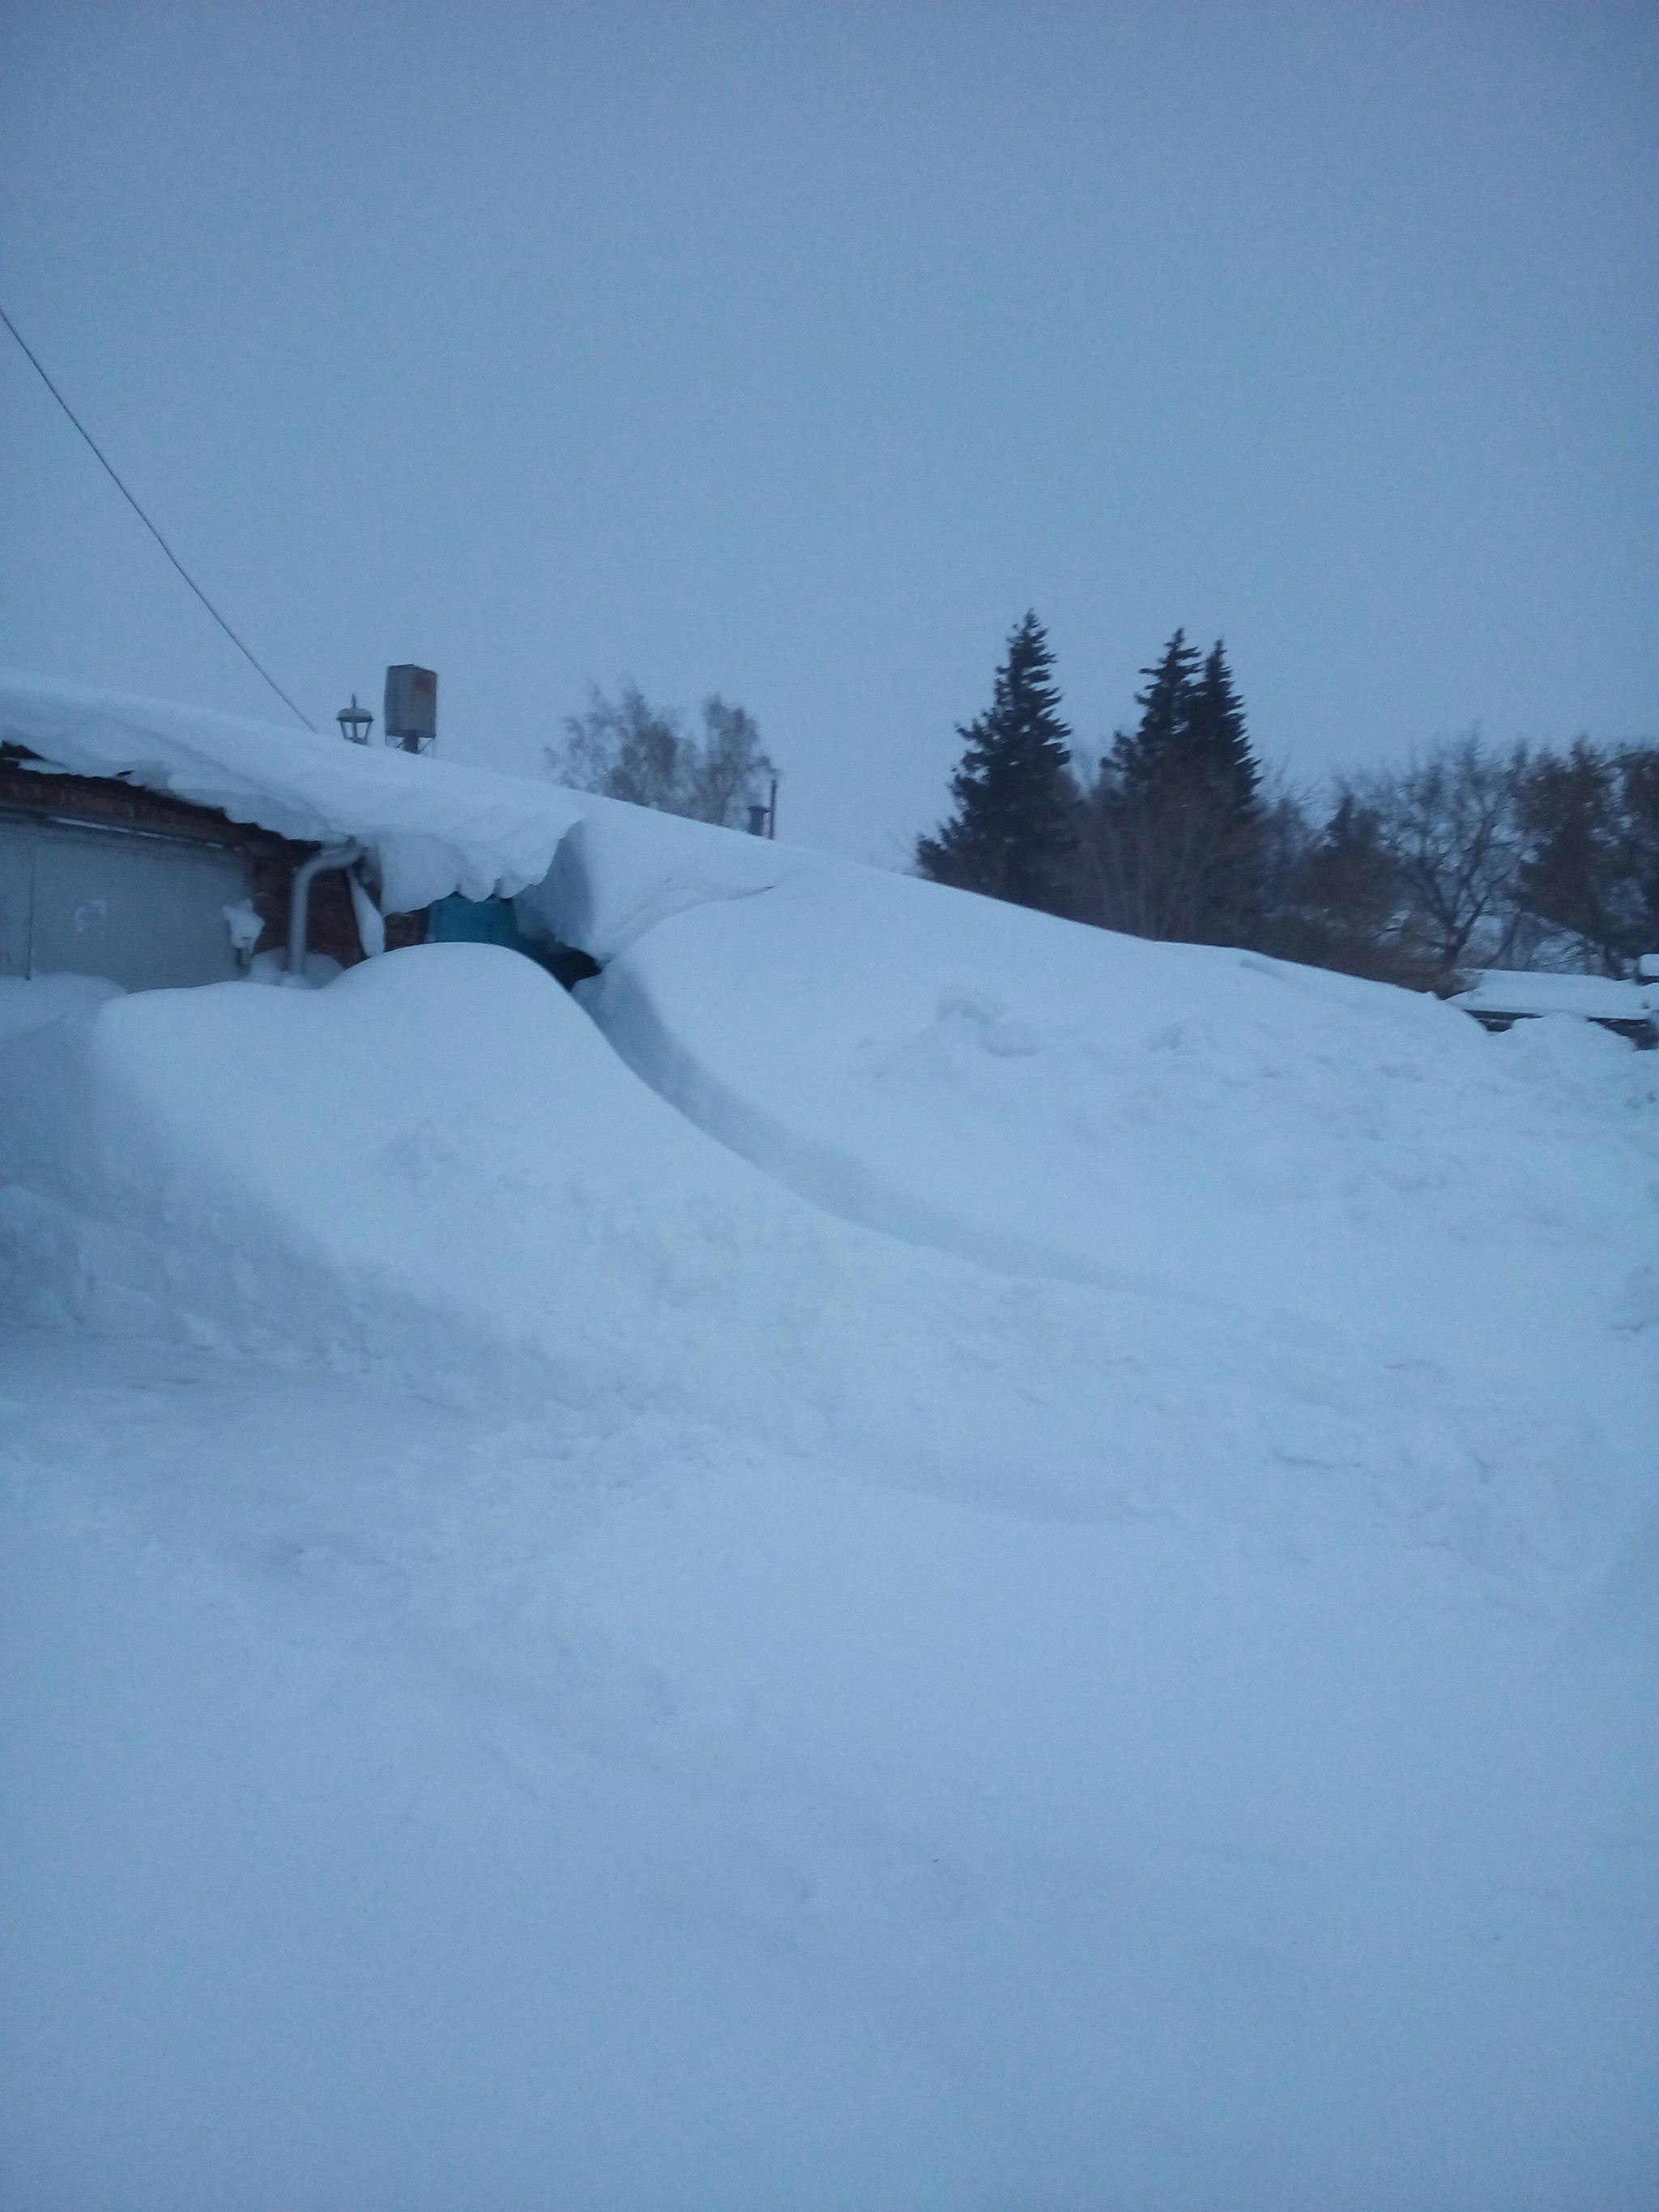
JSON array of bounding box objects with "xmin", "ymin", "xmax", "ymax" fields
[{"xmin": 0, "ymin": 301, "xmax": 316, "ymax": 732}]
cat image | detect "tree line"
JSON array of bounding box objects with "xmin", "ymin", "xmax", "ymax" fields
[
  {"xmin": 918, "ymin": 613, "xmax": 1659, "ymax": 989},
  {"xmin": 546, "ymin": 684, "xmax": 777, "ymax": 831}
]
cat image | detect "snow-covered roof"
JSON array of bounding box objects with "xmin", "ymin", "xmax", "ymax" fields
[
  {"xmin": 1450, "ymin": 968, "xmax": 1655, "ymax": 1022},
  {"xmin": 0, "ymin": 668, "xmax": 586, "ymax": 915}
]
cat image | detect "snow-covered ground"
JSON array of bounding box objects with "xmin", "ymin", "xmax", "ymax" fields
[{"xmin": 2, "ymin": 830, "xmax": 1656, "ymax": 2207}]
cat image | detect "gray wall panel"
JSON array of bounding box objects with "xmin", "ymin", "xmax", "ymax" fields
[{"xmin": 16, "ymin": 822, "xmax": 250, "ymax": 989}]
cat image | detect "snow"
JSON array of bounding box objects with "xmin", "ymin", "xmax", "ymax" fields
[
  {"xmin": 2, "ymin": 827, "xmax": 1657, "ymax": 2203},
  {"xmin": 0, "ymin": 970, "xmax": 123, "ymax": 1040},
  {"xmin": 515, "ymin": 794, "xmax": 801, "ymax": 963},
  {"xmin": 220, "ymin": 895, "xmax": 265, "ymax": 956},
  {"xmin": 580, "ymin": 862, "xmax": 1659, "ymax": 1393},
  {"xmin": 0, "ymin": 668, "xmax": 586, "ymax": 915}
]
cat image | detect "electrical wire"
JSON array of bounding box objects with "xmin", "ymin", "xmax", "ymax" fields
[{"xmin": 0, "ymin": 301, "xmax": 316, "ymax": 732}]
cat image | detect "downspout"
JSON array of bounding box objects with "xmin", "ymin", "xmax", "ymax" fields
[{"xmin": 286, "ymin": 839, "xmax": 363, "ymax": 981}]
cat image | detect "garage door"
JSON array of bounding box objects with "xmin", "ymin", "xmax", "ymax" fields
[{"xmin": 0, "ymin": 818, "xmax": 251, "ymax": 991}]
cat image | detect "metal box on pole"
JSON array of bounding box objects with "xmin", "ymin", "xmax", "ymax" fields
[{"xmin": 383, "ymin": 665, "xmax": 437, "ymax": 754}]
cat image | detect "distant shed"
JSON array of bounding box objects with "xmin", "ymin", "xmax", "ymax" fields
[{"xmin": 1448, "ymin": 969, "xmax": 1657, "ymax": 1050}]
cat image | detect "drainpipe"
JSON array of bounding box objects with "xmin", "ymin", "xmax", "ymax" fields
[{"xmin": 286, "ymin": 840, "xmax": 363, "ymax": 981}]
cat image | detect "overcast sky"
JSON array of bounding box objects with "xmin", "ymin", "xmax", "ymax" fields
[{"xmin": 2, "ymin": 2, "xmax": 1654, "ymax": 862}]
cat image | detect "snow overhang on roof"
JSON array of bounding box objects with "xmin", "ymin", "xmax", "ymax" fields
[{"xmin": 0, "ymin": 669, "xmax": 586, "ymax": 916}]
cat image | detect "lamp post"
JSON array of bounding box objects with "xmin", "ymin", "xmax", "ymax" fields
[{"xmin": 336, "ymin": 694, "xmax": 373, "ymax": 745}]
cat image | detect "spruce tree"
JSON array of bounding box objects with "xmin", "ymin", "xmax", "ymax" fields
[
  {"xmin": 1111, "ymin": 630, "xmax": 1202, "ymax": 805},
  {"xmin": 1083, "ymin": 631, "xmax": 1265, "ymax": 946},
  {"xmin": 1187, "ymin": 641, "xmax": 1259, "ymax": 815},
  {"xmin": 1185, "ymin": 639, "xmax": 1264, "ymax": 940},
  {"xmin": 916, "ymin": 613, "xmax": 1076, "ymax": 912}
]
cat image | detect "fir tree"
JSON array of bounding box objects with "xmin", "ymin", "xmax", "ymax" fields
[
  {"xmin": 1111, "ymin": 630, "xmax": 1202, "ymax": 805},
  {"xmin": 1081, "ymin": 631, "xmax": 1264, "ymax": 946},
  {"xmin": 916, "ymin": 613, "xmax": 1076, "ymax": 912},
  {"xmin": 1188, "ymin": 640, "xmax": 1260, "ymax": 815}
]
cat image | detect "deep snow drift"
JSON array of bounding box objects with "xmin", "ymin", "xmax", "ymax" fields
[
  {"xmin": 2, "ymin": 860, "xmax": 1657, "ymax": 2209},
  {"xmin": 581, "ymin": 859, "xmax": 1657, "ymax": 1371}
]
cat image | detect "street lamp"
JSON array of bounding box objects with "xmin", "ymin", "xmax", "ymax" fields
[{"xmin": 336, "ymin": 694, "xmax": 373, "ymax": 745}]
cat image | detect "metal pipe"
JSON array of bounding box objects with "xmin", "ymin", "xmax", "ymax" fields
[{"xmin": 286, "ymin": 840, "xmax": 362, "ymax": 980}]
